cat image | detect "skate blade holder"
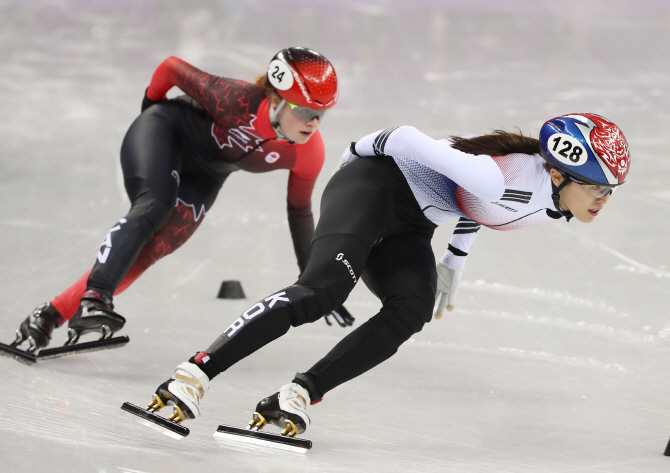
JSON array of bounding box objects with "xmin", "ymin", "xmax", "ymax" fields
[
  {"xmin": 120, "ymin": 402, "xmax": 189, "ymax": 440},
  {"xmin": 0, "ymin": 335, "xmax": 129, "ymax": 365},
  {"xmin": 38, "ymin": 336, "xmax": 130, "ymax": 360},
  {"xmin": 214, "ymin": 424, "xmax": 312, "ymax": 453},
  {"xmin": 0, "ymin": 341, "xmax": 38, "ymax": 365}
]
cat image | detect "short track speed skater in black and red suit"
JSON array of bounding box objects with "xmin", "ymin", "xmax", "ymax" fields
[{"xmin": 0, "ymin": 46, "xmax": 349, "ymax": 366}]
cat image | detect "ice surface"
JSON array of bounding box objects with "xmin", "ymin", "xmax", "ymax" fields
[{"xmin": 1, "ymin": 1, "xmax": 669, "ymax": 472}]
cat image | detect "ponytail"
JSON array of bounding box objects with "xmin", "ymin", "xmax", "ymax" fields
[{"xmin": 449, "ymin": 130, "xmax": 540, "ymax": 157}]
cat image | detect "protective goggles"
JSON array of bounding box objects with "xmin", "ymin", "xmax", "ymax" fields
[
  {"xmin": 287, "ymin": 102, "xmax": 327, "ymax": 122},
  {"xmin": 567, "ymin": 175, "xmax": 616, "ymax": 198}
]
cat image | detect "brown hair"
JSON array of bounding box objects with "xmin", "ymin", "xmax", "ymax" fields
[
  {"xmin": 449, "ymin": 130, "xmax": 540, "ymax": 157},
  {"xmin": 254, "ymin": 74, "xmax": 278, "ymax": 100}
]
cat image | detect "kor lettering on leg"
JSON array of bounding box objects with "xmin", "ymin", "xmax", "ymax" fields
[
  {"xmin": 97, "ymin": 218, "xmax": 128, "ymax": 264},
  {"xmin": 224, "ymin": 291, "xmax": 290, "ymax": 337}
]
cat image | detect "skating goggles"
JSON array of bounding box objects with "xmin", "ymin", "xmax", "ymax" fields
[
  {"xmin": 567, "ymin": 175, "xmax": 617, "ymax": 198},
  {"xmin": 287, "ymin": 102, "xmax": 327, "ymax": 122}
]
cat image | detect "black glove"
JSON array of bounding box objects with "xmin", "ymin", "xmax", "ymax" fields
[
  {"xmin": 141, "ymin": 88, "xmax": 165, "ymax": 112},
  {"xmin": 324, "ymin": 305, "xmax": 355, "ymax": 327}
]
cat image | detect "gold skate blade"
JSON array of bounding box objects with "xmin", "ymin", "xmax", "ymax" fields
[
  {"xmin": 120, "ymin": 402, "xmax": 189, "ymax": 440},
  {"xmin": 214, "ymin": 424, "xmax": 312, "ymax": 453},
  {"xmin": 38, "ymin": 336, "xmax": 129, "ymax": 360},
  {"xmin": 0, "ymin": 341, "xmax": 37, "ymax": 365}
]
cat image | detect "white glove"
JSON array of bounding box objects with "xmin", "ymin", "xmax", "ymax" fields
[
  {"xmin": 331, "ymin": 142, "xmax": 360, "ymax": 176},
  {"xmin": 434, "ymin": 263, "xmax": 462, "ymax": 319}
]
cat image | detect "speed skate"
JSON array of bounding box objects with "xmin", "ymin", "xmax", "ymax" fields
[
  {"xmin": 120, "ymin": 361, "xmax": 209, "ymax": 439},
  {"xmin": 214, "ymin": 383, "xmax": 314, "ymax": 453},
  {"xmin": 120, "ymin": 401, "xmax": 190, "ymax": 440},
  {"xmin": 0, "ymin": 336, "xmax": 129, "ymax": 365},
  {"xmin": 214, "ymin": 421, "xmax": 312, "ymax": 453},
  {"xmin": 0, "ymin": 297, "xmax": 129, "ymax": 365},
  {"xmin": 121, "ymin": 370, "xmax": 314, "ymax": 452},
  {"xmin": 119, "ymin": 402, "xmax": 313, "ymax": 451}
]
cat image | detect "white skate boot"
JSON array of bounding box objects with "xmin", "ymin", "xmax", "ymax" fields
[
  {"xmin": 249, "ymin": 383, "xmax": 311, "ymax": 437},
  {"xmin": 120, "ymin": 361, "xmax": 210, "ymax": 439},
  {"xmin": 213, "ymin": 382, "xmax": 314, "ymax": 453},
  {"xmin": 150, "ymin": 361, "xmax": 210, "ymax": 424}
]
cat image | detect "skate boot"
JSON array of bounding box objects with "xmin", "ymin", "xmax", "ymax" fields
[
  {"xmin": 11, "ymin": 302, "xmax": 64, "ymax": 353},
  {"xmin": 120, "ymin": 362, "xmax": 210, "ymax": 439},
  {"xmin": 249, "ymin": 383, "xmax": 311, "ymax": 437},
  {"xmin": 149, "ymin": 361, "xmax": 210, "ymax": 424},
  {"xmin": 66, "ymin": 290, "xmax": 126, "ymax": 345}
]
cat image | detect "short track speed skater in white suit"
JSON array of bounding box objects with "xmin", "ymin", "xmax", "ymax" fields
[{"xmin": 122, "ymin": 113, "xmax": 631, "ymax": 452}]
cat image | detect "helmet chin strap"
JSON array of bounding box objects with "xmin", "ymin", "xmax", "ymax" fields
[
  {"xmin": 269, "ymin": 99, "xmax": 295, "ymax": 143},
  {"xmin": 551, "ymin": 178, "xmax": 573, "ymax": 221}
]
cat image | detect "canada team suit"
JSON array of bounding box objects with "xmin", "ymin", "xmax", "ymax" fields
[{"xmin": 51, "ymin": 57, "xmax": 324, "ymax": 319}]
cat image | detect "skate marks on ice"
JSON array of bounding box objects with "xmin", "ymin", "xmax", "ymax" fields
[
  {"xmin": 459, "ymin": 279, "xmax": 623, "ymax": 315},
  {"xmin": 460, "ymin": 308, "xmax": 659, "ymax": 351},
  {"xmin": 455, "ymin": 277, "xmax": 670, "ymax": 352},
  {"xmin": 0, "ymin": 336, "xmax": 129, "ymax": 365},
  {"xmin": 403, "ymin": 336, "xmax": 629, "ymax": 373},
  {"xmin": 553, "ymin": 224, "xmax": 670, "ymax": 279}
]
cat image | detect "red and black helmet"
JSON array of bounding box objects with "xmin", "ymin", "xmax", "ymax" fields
[{"xmin": 266, "ymin": 47, "xmax": 338, "ymax": 110}]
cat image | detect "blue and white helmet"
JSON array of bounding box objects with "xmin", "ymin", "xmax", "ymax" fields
[{"xmin": 539, "ymin": 113, "xmax": 630, "ymax": 186}]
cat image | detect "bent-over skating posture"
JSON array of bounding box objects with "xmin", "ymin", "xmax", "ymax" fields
[
  {"xmin": 3, "ymin": 47, "xmax": 354, "ymax": 364},
  {"xmin": 125, "ymin": 113, "xmax": 630, "ymax": 447}
]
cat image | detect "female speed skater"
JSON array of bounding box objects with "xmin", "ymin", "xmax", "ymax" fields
[
  {"xmin": 7, "ymin": 46, "xmax": 354, "ymax": 358},
  {"xmin": 131, "ymin": 113, "xmax": 630, "ymax": 440}
]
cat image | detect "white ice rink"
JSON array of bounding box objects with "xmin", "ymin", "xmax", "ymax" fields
[{"xmin": 2, "ymin": 1, "xmax": 670, "ymax": 472}]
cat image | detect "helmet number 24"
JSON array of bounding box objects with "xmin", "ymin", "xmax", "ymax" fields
[
  {"xmin": 271, "ymin": 66, "xmax": 285, "ymax": 83},
  {"xmin": 548, "ymin": 133, "xmax": 588, "ymax": 166},
  {"xmin": 267, "ymin": 59, "xmax": 293, "ymax": 91}
]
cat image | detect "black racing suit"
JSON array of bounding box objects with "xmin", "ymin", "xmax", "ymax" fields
[
  {"xmin": 197, "ymin": 157, "xmax": 437, "ymax": 400},
  {"xmin": 52, "ymin": 57, "xmax": 324, "ymax": 319}
]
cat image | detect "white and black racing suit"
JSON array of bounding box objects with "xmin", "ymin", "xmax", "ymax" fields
[{"xmin": 194, "ymin": 126, "xmax": 564, "ymax": 402}]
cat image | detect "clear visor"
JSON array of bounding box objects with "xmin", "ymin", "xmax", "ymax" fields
[
  {"xmin": 579, "ymin": 182, "xmax": 617, "ymax": 198},
  {"xmin": 287, "ymin": 102, "xmax": 327, "ymax": 122},
  {"xmin": 560, "ymin": 170, "xmax": 617, "ymax": 198}
]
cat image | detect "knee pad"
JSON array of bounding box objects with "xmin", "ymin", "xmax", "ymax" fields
[
  {"xmin": 383, "ymin": 294, "xmax": 433, "ymax": 339},
  {"xmin": 289, "ymin": 283, "xmax": 349, "ymax": 327},
  {"xmin": 127, "ymin": 196, "xmax": 175, "ymax": 234}
]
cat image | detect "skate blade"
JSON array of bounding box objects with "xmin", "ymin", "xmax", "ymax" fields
[
  {"xmin": 120, "ymin": 402, "xmax": 189, "ymax": 440},
  {"xmin": 0, "ymin": 342, "xmax": 37, "ymax": 365},
  {"xmin": 213, "ymin": 424, "xmax": 312, "ymax": 453},
  {"xmin": 37, "ymin": 336, "xmax": 130, "ymax": 360}
]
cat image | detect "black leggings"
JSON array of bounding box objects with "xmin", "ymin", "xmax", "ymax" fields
[
  {"xmin": 203, "ymin": 157, "xmax": 437, "ymax": 399},
  {"xmin": 86, "ymin": 102, "xmax": 224, "ymax": 298}
]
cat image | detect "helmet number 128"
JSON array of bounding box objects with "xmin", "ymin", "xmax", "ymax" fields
[{"xmin": 549, "ymin": 134, "xmax": 587, "ymax": 166}]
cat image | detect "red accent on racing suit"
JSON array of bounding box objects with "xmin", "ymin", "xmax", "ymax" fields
[{"xmin": 52, "ymin": 57, "xmax": 324, "ymax": 319}]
